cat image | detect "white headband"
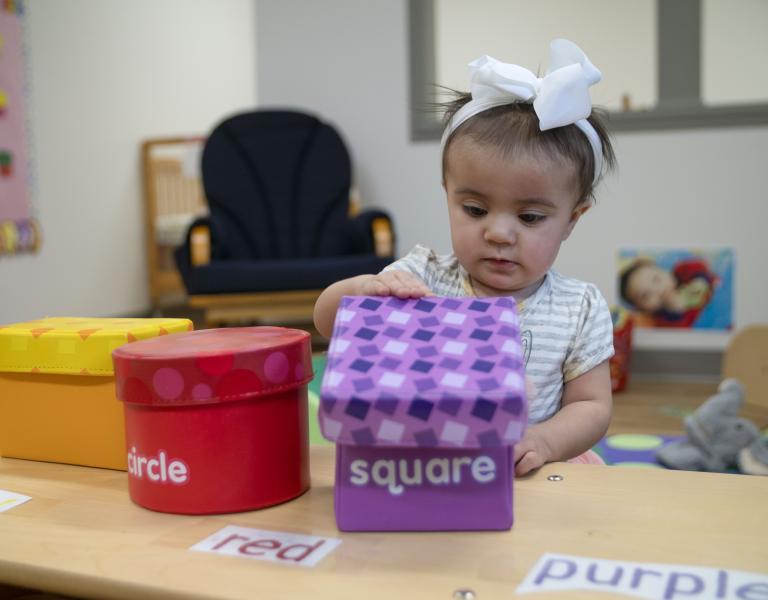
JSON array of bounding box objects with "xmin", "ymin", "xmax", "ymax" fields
[{"xmin": 441, "ymin": 39, "xmax": 604, "ymax": 184}]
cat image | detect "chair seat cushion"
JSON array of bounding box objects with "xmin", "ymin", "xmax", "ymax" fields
[{"xmin": 177, "ymin": 252, "xmax": 393, "ymax": 295}]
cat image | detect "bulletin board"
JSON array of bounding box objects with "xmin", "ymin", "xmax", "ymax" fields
[{"xmin": 0, "ymin": 0, "xmax": 40, "ymax": 256}]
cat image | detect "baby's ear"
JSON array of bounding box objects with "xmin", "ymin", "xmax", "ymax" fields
[{"xmin": 563, "ymin": 201, "xmax": 592, "ymax": 239}]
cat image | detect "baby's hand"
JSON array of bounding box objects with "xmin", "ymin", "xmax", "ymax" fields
[
  {"xmin": 358, "ymin": 271, "xmax": 432, "ymax": 298},
  {"xmin": 514, "ymin": 427, "xmax": 552, "ymax": 476}
]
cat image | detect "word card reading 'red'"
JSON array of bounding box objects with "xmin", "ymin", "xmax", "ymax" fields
[{"xmin": 190, "ymin": 525, "xmax": 341, "ymax": 568}]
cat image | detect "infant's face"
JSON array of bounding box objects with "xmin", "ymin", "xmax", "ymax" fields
[
  {"xmin": 443, "ymin": 137, "xmax": 583, "ymax": 301},
  {"xmin": 626, "ymin": 263, "xmax": 677, "ymax": 312}
]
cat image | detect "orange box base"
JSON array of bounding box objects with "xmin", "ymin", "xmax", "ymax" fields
[{"xmin": 0, "ymin": 372, "xmax": 126, "ymax": 470}]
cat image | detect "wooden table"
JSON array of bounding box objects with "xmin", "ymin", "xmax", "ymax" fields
[{"xmin": 0, "ymin": 447, "xmax": 766, "ymax": 600}]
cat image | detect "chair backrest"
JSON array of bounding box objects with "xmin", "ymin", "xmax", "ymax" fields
[
  {"xmin": 201, "ymin": 110, "xmax": 353, "ymax": 260},
  {"xmin": 141, "ymin": 137, "xmax": 207, "ymax": 308},
  {"xmin": 722, "ymin": 325, "xmax": 768, "ymax": 410}
]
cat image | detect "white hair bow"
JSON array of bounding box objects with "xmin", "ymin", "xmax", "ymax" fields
[{"xmin": 441, "ymin": 39, "xmax": 604, "ymax": 183}]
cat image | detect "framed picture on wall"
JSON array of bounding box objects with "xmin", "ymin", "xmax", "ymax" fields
[{"xmin": 617, "ymin": 247, "xmax": 734, "ymax": 330}]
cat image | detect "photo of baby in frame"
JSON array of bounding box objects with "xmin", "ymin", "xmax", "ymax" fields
[{"xmin": 617, "ymin": 248, "xmax": 734, "ymax": 330}]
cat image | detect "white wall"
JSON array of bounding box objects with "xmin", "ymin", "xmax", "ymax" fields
[
  {"xmin": 5, "ymin": 1, "xmax": 765, "ymax": 350},
  {"xmin": 435, "ymin": 0, "xmax": 657, "ymax": 112},
  {"xmin": 0, "ymin": 0, "xmax": 257, "ymax": 324},
  {"xmin": 559, "ymin": 126, "xmax": 768, "ymax": 350},
  {"xmin": 256, "ymin": 0, "xmax": 447, "ymax": 304},
  {"xmin": 702, "ymin": 0, "xmax": 768, "ymax": 105},
  {"xmin": 257, "ymin": 0, "xmax": 768, "ymax": 350}
]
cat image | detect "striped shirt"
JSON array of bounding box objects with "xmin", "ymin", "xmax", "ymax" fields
[{"xmin": 382, "ymin": 245, "xmax": 614, "ymax": 423}]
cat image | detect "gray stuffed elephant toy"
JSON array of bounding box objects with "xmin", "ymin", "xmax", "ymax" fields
[{"xmin": 656, "ymin": 379, "xmax": 760, "ymax": 472}]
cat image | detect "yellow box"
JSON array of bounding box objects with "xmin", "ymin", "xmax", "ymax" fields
[{"xmin": 0, "ymin": 317, "xmax": 193, "ymax": 470}]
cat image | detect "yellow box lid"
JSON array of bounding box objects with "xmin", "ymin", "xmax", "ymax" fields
[{"xmin": 0, "ymin": 317, "xmax": 193, "ymax": 376}]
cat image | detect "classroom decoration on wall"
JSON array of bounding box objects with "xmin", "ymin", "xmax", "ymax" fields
[
  {"xmin": 0, "ymin": 0, "xmax": 40, "ymax": 257},
  {"xmin": 617, "ymin": 247, "xmax": 734, "ymax": 330}
]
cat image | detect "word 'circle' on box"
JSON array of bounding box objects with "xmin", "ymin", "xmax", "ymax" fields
[{"xmin": 113, "ymin": 327, "xmax": 313, "ymax": 515}]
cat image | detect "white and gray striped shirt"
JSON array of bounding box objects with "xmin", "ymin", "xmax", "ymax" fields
[{"xmin": 382, "ymin": 245, "xmax": 614, "ymax": 423}]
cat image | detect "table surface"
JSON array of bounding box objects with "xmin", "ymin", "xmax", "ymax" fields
[{"xmin": 0, "ymin": 447, "xmax": 766, "ymax": 600}]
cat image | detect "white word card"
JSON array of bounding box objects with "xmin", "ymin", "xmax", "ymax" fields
[
  {"xmin": 0, "ymin": 489, "xmax": 31, "ymax": 513},
  {"xmin": 518, "ymin": 553, "xmax": 768, "ymax": 600},
  {"xmin": 191, "ymin": 525, "xmax": 341, "ymax": 568}
]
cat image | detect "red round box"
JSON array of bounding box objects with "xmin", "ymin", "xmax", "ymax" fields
[{"xmin": 112, "ymin": 327, "xmax": 312, "ymax": 515}]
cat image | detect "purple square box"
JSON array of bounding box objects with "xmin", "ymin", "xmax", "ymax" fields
[{"xmin": 320, "ymin": 296, "xmax": 528, "ymax": 532}]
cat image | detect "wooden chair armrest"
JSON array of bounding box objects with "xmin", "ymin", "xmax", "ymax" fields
[
  {"xmin": 348, "ymin": 186, "xmax": 361, "ymax": 217},
  {"xmin": 372, "ymin": 217, "xmax": 393, "ymax": 258},
  {"xmin": 190, "ymin": 223, "xmax": 211, "ymax": 266}
]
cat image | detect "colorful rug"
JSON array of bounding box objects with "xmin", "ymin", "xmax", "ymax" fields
[
  {"xmin": 593, "ymin": 434, "xmax": 683, "ymax": 468},
  {"xmin": 308, "ymin": 355, "xmax": 331, "ymax": 446}
]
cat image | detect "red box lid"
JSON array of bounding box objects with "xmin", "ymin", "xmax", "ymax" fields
[{"xmin": 112, "ymin": 327, "xmax": 312, "ymax": 406}]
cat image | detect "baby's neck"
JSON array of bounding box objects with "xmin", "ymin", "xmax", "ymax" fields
[{"xmin": 469, "ymin": 275, "xmax": 546, "ymax": 303}]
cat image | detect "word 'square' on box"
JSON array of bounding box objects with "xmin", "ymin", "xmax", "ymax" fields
[{"xmin": 319, "ymin": 296, "xmax": 528, "ymax": 532}]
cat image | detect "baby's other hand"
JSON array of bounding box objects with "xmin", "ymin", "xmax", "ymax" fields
[
  {"xmin": 679, "ymin": 278, "xmax": 709, "ymax": 309},
  {"xmin": 514, "ymin": 427, "xmax": 552, "ymax": 476},
  {"xmin": 359, "ymin": 271, "xmax": 431, "ymax": 298}
]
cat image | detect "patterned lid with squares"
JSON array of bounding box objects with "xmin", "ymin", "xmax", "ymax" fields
[
  {"xmin": 319, "ymin": 296, "xmax": 528, "ymax": 448},
  {"xmin": 0, "ymin": 317, "xmax": 193, "ymax": 376}
]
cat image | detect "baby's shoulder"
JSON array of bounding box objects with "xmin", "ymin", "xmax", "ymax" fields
[
  {"xmin": 546, "ymin": 270, "xmax": 609, "ymax": 312},
  {"xmin": 398, "ymin": 244, "xmax": 459, "ymax": 271},
  {"xmin": 386, "ymin": 245, "xmax": 465, "ymax": 296},
  {"xmin": 547, "ymin": 270, "xmax": 599, "ymax": 297}
]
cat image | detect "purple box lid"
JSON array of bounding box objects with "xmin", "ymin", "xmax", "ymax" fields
[{"xmin": 319, "ymin": 296, "xmax": 528, "ymax": 448}]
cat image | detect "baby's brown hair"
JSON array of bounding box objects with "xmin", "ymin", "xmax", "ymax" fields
[{"xmin": 440, "ymin": 92, "xmax": 616, "ymax": 206}]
